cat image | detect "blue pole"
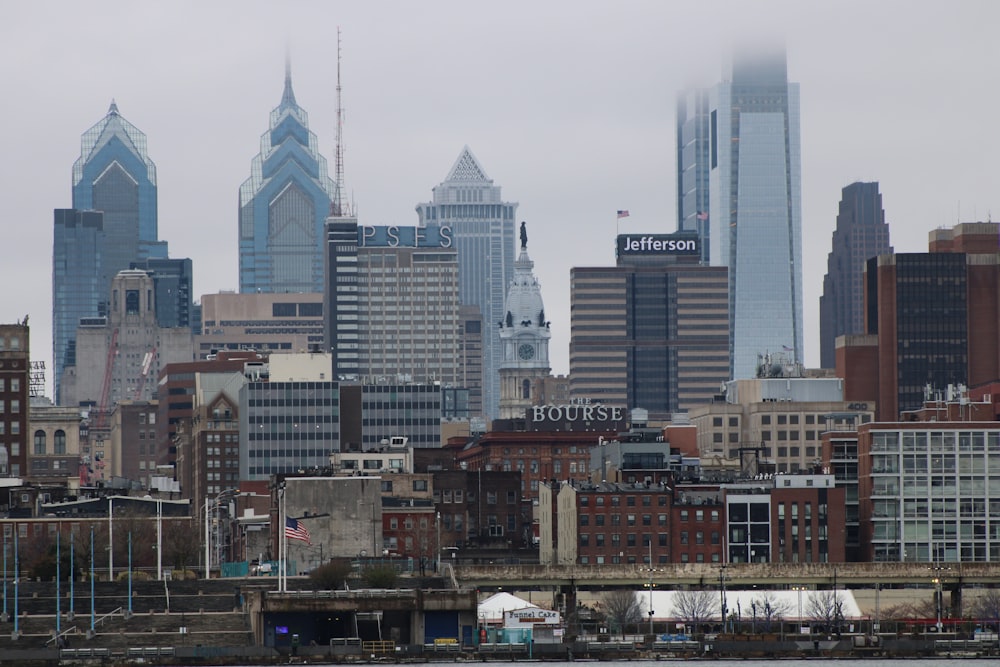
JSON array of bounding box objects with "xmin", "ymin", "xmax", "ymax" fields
[
  {"xmin": 127, "ymin": 532, "xmax": 132, "ymax": 615},
  {"xmin": 90, "ymin": 526, "xmax": 95, "ymax": 634},
  {"xmin": 3, "ymin": 529, "xmax": 6, "ymax": 619},
  {"xmin": 56, "ymin": 529, "xmax": 61, "ymax": 634},
  {"xmin": 13, "ymin": 527, "xmax": 18, "ymax": 638},
  {"xmin": 70, "ymin": 537, "xmax": 74, "ymax": 617}
]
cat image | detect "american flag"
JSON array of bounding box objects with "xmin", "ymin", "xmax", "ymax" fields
[
  {"xmin": 782, "ymin": 345, "xmax": 793, "ymax": 352},
  {"xmin": 285, "ymin": 516, "xmax": 312, "ymax": 544},
  {"xmin": 617, "ymin": 210, "xmax": 630, "ymax": 219},
  {"xmin": 696, "ymin": 211, "xmax": 709, "ymax": 221}
]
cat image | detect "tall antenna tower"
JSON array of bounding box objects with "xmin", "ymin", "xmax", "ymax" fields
[{"xmin": 331, "ymin": 27, "xmax": 352, "ymax": 218}]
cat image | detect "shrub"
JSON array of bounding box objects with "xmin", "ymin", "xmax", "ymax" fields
[
  {"xmin": 361, "ymin": 564, "xmax": 398, "ymax": 589},
  {"xmin": 309, "ymin": 559, "xmax": 353, "ymax": 590}
]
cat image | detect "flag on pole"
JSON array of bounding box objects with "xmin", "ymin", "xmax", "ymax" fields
[
  {"xmin": 617, "ymin": 210, "xmax": 630, "ymax": 219},
  {"xmin": 696, "ymin": 211, "xmax": 709, "ymax": 221},
  {"xmin": 782, "ymin": 345, "xmax": 793, "ymax": 352},
  {"xmin": 285, "ymin": 516, "xmax": 312, "ymax": 544}
]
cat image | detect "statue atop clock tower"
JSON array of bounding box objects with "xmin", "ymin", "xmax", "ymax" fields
[{"xmin": 498, "ymin": 222, "xmax": 552, "ymax": 420}]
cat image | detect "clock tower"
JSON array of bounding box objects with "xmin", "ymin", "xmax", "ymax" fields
[{"xmin": 498, "ymin": 222, "xmax": 552, "ymax": 419}]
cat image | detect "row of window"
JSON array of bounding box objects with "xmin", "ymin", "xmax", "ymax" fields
[
  {"xmin": 33, "ymin": 430, "xmax": 68, "ymax": 455},
  {"xmin": 579, "ymin": 495, "xmax": 669, "ymax": 507},
  {"xmin": 0, "ymin": 379, "xmax": 21, "ymax": 392}
]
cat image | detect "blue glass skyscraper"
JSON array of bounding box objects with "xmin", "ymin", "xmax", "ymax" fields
[
  {"xmin": 53, "ymin": 101, "xmax": 163, "ymax": 404},
  {"xmin": 239, "ymin": 63, "xmax": 337, "ymax": 294},
  {"xmin": 708, "ymin": 49, "xmax": 802, "ymax": 380},
  {"xmin": 416, "ymin": 147, "xmax": 517, "ymax": 420},
  {"xmin": 676, "ymin": 88, "xmax": 712, "ymax": 264}
]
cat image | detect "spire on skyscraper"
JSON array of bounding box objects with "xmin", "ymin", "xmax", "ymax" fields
[
  {"xmin": 108, "ymin": 99, "xmax": 119, "ymax": 115},
  {"xmin": 331, "ymin": 28, "xmax": 351, "ymax": 218},
  {"xmin": 445, "ymin": 146, "xmax": 490, "ymax": 183},
  {"xmin": 239, "ymin": 55, "xmax": 335, "ymax": 295},
  {"xmin": 281, "ymin": 50, "xmax": 297, "ymax": 109}
]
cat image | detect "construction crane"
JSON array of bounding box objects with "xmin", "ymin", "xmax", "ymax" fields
[
  {"xmin": 94, "ymin": 328, "xmax": 119, "ymax": 429},
  {"xmin": 134, "ymin": 346, "xmax": 157, "ymax": 400}
]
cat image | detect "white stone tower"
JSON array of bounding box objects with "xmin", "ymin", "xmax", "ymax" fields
[{"xmin": 498, "ymin": 222, "xmax": 551, "ymax": 419}]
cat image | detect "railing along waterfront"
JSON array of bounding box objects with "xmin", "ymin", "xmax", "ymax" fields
[{"xmin": 454, "ymin": 561, "xmax": 1000, "ymax": 588}]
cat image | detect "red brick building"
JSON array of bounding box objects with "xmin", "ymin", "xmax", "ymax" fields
[
  {"xmin": 838, "ymin": 222, "xmax": 1000, "ymax": 421},
  {"xmin": 540, "ymin": 480, "xmax": 674, "ymax": 565}
]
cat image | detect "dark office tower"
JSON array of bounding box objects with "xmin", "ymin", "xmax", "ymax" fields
[
  {"xmin": 676, "ymin": 88, "xmax": 711, "ymax": 264},
  {"xmin": 130, "ymin": 257, "xmax": 194, "ymax": 330},
  {"xmin": 458, "ymin": 305, "xmax": 484, "ymax": 419},
  {"xmin": 868, "ymin": 253, "xmax": 968, "ymax": 416},
  {"xmin": 709, "ymin": 48, "xmax": 802, "ymax": 379},
  {"xmin": 839, "ymin": 222, "xmax": 1000, "ymax": 419},
  {"xmin": 54, "ymin": 102, "xmax": 163, "ymax": 405},
  {"xmin": 52, "ymin": 209, "xmax": 104, "ymax": 404},
  {"xmin": 819, "ymin": 183, "xmax": 892, "ymax": 369},
  {"xmin": 569, "ymin": 232, "xmax": 729, "ymax": 420},
  {"xmin": 416, "ymin": 147, "xmax": 517, "ymax": 419},
  {"xmin": 0, "ymin": 322, "xmax": 30, "ymax": 477},
  {"xmin": 324, "ymin": 218, "xmax": 360, "ymax": 380},
  {"xmin": 239, "ymin": 61, "xmax": 337, "ymax": 294}
]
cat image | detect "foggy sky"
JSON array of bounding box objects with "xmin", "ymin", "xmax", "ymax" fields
[{"xmin": 4, "ymin": 0, "xmax": 998, "ymax": 397}]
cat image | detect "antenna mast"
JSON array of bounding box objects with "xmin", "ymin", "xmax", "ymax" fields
[{"xmin": 332, "ymin": 27, "xmax": 351, "ymax": 217}]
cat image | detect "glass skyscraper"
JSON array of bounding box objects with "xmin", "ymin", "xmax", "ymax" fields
[
  {"xmin": 708, "ymin": 49, "xmax": 803, "ymax": 380},
  {"xmin": 238, "ymin": 63, "xmax": 337, "ymax": 294},
  {"xmin": 676, "ymin": 88, "xmax": 712, "ymax": 264},
  {"xmin": 53, "ymin": 102, "xmax": 163, "ymax": 404},
  {"xmin": 819, "ymin": 182, "xmax": 892, "ymax": 369},
  {"xmin": 415, "ymin": 147, "xmax": 517, "ymax": 419},
  {"xmin": 129, "ymin": 257, "xmax": 195, "ymax": 330}
]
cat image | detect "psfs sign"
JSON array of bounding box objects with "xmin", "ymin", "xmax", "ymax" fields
[{"xmin": 359, "ymin": 224, "xmax": 453, "ymax": 248}]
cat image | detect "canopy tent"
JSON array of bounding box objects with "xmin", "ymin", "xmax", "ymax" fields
[
  {"xmin": 634, "ymin": 588, "xmax": 863, "ymax": 622},
  {"xmin": 478, "ymin": 592, "xmax": 539, "ymax": 623}
]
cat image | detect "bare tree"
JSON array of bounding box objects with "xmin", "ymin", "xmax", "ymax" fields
[
  {"xmin": 806, "ymin": 590, "xmax": 845, "ymax": 636},
  {"xmin": 600, "ymin": 589, "xmax": 642, "ymax": 638},
  {"xmin": 164, "ymin": 519, "xmax": 200, "ymax": 575},
  {"xmin": 971, "ymin": 589, "xmax": 1000, "ymax": 634},
  {"xmin": 671, "ymin": 589, "xmax": 719, "ymax": 631},
  {"xmin": 749, "ymin": 592, "xmax": 791, "ymax": 633}
]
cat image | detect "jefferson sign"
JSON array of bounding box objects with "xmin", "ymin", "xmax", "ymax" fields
[{"xmin": 617, "ymin": 234, "xmax": 699, "ymax": 256}]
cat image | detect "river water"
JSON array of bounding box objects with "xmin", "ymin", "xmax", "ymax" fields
[{"xmin": 250, "ymin": 661, "xmax": 1000, "ymax": 666}]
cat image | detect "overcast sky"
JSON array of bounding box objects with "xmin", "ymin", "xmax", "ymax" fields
[{"xmin": 4, "ymin": 1, "xmax": 998, "ymax": 397}]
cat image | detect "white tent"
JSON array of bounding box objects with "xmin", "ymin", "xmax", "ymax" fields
[
  {"xmin": 478, "ymin": 592, "xmax": 539, "ymax": 623},
  {"xmin": 640, "ymin": 588, "xmax": 863, "ymax": 622}
]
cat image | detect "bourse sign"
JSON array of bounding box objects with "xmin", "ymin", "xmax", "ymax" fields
[{"xmin": 526, "ymin": 400, "xmax": 626, "ymax": 431}]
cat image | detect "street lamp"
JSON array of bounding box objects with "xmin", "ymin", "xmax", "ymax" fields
[
  {"xmin": 647, "ymin": 540, "xmax": 655, "ymax": 637},
  {"xmin": 204, "ymin": 488, "xmax": 240, "ymax": 579},
  {"xmin": 930, "ymin": 548, "xmax": 950, "ymax": 634},
  {"xmin": 156, "ymin": 498, "xmax": 162, "ymax": 581},
  {"xmin": 719, "ymin": 564, "xmax": 728, "ymax": 633},
  {"xmin": 932, "ymin": 576, "xmax": 944, "ymax": 633},
  {"xmin": 791, "ymin": 585, "xmax": 805, "ymax": 635},
  {"xmin": 108, "ymin": 496, "xmax": 114, "ymax": 579}
]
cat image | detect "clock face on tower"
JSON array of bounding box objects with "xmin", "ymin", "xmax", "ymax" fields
[{"xmin": 518, "ymin": 343, "xmax": 535, "ymax": 360}]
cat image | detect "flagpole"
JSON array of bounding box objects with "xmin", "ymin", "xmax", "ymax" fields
[{"xmin": 279, "ymin": 487, "xmax": 285, "ymax": 593}]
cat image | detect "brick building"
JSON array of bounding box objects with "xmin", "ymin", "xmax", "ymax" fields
[{"xmin": 838, "ymin": 222, "xmax": 1000, "ymax": 420}]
